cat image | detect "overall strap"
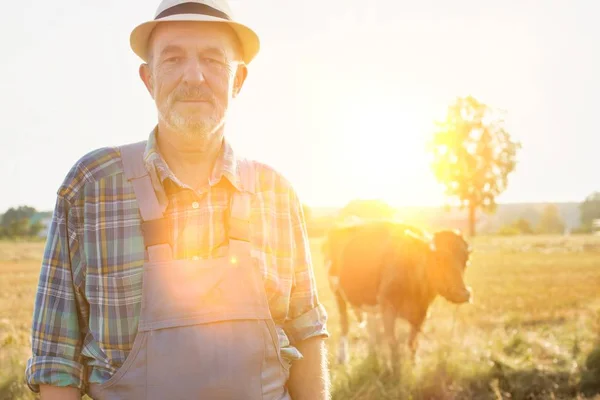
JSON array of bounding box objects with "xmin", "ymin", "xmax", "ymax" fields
[{"xmin": 120, "ymin": 141, "xmax": 172, "ymax": 262}]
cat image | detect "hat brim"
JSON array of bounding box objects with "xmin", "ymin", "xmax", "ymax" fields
[{"xmin": 130, "ymin": 14, "xmax": 260, "ymax": 65}]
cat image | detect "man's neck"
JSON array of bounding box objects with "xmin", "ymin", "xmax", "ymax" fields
[{"xmin": 156, "ymin": 124, "xmax": 224, "ymax": 191}]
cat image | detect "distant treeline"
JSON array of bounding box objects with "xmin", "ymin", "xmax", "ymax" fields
[
  {"xmin": 0, "ymin": 206, "xmax": 50, "ymax": 240},
  {"xmin": 302, "ymin": 192, "xmax": 600, "ymax": 238},
  {"xmin": 2, "ymin": 192, "xmax": 599, "ymax": 240}
]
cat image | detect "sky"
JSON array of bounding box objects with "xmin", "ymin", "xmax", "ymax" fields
[{"xmin": 1, "ymin": 0, "xmax": 599, "ymax": 212}]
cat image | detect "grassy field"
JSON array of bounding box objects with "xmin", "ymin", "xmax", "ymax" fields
[{"xmin": 1, "ymin": 236, "xmax": 600, "ymax": 399}]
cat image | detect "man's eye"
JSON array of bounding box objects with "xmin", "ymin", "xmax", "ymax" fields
[
  {"xmin": 205, "ymin": 58, "xmax": 225, "ymax": 66},
  {"xmin": 164, "ymin": 57, "xmax": 181, "ymax": 64}
]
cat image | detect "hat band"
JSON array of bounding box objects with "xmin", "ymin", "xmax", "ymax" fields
[{"xmin": 155, "ymin": 2, "xmax": 231, "ymax": 21}]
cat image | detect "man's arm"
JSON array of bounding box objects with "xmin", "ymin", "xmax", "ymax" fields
[
  {"xmin": 40, "ymin": 385, "xmax": 81, "ymax": 400},
  {"xmin": 25, "ymin": 193, "xmax": 86, "ymax": 397},
  {"xmin": 283, "ymin": 186, "xmax": 331, "ymax": 399},
  {"xmin": 287, "ymin": 337, "xmax": 330, "ymax": 400}
]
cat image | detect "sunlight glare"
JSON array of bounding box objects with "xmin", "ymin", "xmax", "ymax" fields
[{"xmin": 325, "ymin": 98, "xmax": 444, "ymax": 207}]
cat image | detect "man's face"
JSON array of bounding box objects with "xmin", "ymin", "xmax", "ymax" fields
[{"xmin": 141, "ymin": 21, "xmax": 246, "ymax": 139}]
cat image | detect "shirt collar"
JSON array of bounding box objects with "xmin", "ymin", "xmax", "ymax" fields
[{"xmin": 142, "ymin": 127, "xmax": 248, "ymax": 193}]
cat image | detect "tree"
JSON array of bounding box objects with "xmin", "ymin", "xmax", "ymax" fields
[
  {"xmin": 514, "ymin": 218, "xmax": 534, "ymax": 234},
  {"xmin": 428, "ymin": 96, "xmax": 521, "ymax": 236},
  {"xmin": 0, "ymin": 206, "xmax": 37, "ymax": 238},
  {"xmin": 537, "ymin": 204, "xmax": 565, "ymax": 234},
  {"xmin": 579, "ymin": 192, "xmax": 600, "ymax": 231},
  {"xmin": 29, "ymin": 221, "xmax": 44, "ymax": 237},
  {"xmin": 497, "ymin": 218, "xmax": 533, "ymax": 236}
]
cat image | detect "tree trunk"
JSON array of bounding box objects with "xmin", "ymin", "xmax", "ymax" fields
[{"xmin": 468, "ymin": 201, "xmax": 477, "ymax": 237}]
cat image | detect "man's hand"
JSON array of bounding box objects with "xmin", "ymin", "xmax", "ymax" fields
[
  {"xmin": 287, "ymin": 337, "xmax": 331, "ymax": 400},
  {"xmin": 40, "ymin": 385, "xmax": 81, "ymax": 400}
]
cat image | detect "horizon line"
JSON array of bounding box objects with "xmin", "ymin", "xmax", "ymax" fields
[{"xmin": 0, "ymin": 198, "xmax": 589, "ymax": 215}]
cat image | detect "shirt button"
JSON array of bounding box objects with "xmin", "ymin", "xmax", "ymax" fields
[{"xmin": 192, "ymin": 201, "xmax": 200, "ymax": 209}]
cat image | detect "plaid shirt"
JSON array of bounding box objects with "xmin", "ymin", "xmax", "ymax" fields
[{"xmin": 26, "ymin": 129, "xmax": 328, "ymax": 392}]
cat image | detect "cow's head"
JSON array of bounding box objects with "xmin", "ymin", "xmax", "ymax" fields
[{"xmin": 429, "ymin": 230, "xmax": 472, "ymax": 304}]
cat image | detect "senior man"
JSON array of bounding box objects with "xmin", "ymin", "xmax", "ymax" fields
[{"xmin": 25, "ymin": 1, "xmax": 330, "ymax": 399}]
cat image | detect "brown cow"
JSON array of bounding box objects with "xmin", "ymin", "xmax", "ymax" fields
[{"xmin": 322, "ymin": 220, "xmax": 472, "ymax": 367}]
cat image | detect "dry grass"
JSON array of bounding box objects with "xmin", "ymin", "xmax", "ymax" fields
[
  {"xmin": 1, "ymin": 236, "xmax": 600, "ymax": 399},
  {"xmin": 0, "ymin": 242, "xmax": 44, "ymax": 400},
  {"xmin": 319, "ymin": 235, "xmax": 600, "ymax": 400}
]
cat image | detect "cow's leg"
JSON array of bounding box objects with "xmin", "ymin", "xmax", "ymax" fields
[
  {"xmin": 327, "ymin": 273, "xmax": 339, "ymax": 294},
  {"xmin": 377, "ymin": 261, "xmax": 400, "ymax": 371},
  {"xmin": 366, "ymin": 310, "xmax": 379, "ymax": 357},
  {"xmin": 335, "ymin": 290, "xmax": 350, "ymax": 364},
  {"xmin": 374, "ymin": 310, "xmax": 385, "ymax": 346},
  {"xmin": 355, "ymin": 307, "xmax": 367, "ymax": 329},
  {"xmin": 408, "ymin": 324, "xmax": 420, "ymax": 362},
  {"xmin": 381, "ymin": 302, "xmax": 398, "ymax": 373}
]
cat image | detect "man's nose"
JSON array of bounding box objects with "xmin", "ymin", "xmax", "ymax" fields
[{"xmin": 182, "ymin": 59, "xmax": 206, "ymax": 85}]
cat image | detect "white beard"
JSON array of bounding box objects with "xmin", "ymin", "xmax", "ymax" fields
[
  {"xmin": 157, "ymin": 90, "xmax": 226, "ymax": 140},
  {"xmin": 159, "ymin": 108, "xmax": 224, "ymax": 140}
]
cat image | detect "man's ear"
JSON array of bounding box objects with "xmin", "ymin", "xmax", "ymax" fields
[
  {"xmin": 139, "ymin": 63, "xmax": 154, "ymax": 98},
  {"xmin": 232, "ymin": 63, "xmax": 248, "ymax": 98}
]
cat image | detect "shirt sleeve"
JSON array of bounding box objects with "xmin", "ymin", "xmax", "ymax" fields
[
  {"xmin": 25, "ymin": 195, "xmax": 86, "ymax": 393},
  {"xmin": 282, "ymin": 186, "xmax": 329, "ymax": 345}
]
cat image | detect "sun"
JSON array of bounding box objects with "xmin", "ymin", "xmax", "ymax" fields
[{"xmin": 329, "ymin": 99, "xmax": 443, "ymax": 208}]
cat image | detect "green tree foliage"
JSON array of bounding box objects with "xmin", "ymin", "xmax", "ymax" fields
[
  {"xmin": 498, "ymin": 218, "xmax": 534, "ymax": 236},
  {"xmin": 428, "ymin": 96, "xmax": 521, "ymax": 236},
  {"xmin": 579, "ymin": 192, "xmax": 600, "ymax": 231},
  {"xmin": 536, "ymin": 204, "xmax": 565, "ymax": 234},
  {"xmin": 0, "ymin": 206, "xmax": 38, "ymax": 238},
  {"xmin": 514, "ymin": 218, "xmax": 534, "ymax": 234},
  {"xmin": 497, "ymin": 224, "xmax": 520, "ymax": 236},
  {"xmin": 29, "ymin": 221, "xmax": 44, "ymax": 237}
]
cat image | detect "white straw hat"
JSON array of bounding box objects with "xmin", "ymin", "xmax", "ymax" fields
[{"xmin": 130, "ymin": 0, "xmax": 260, "ymax": 64}]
